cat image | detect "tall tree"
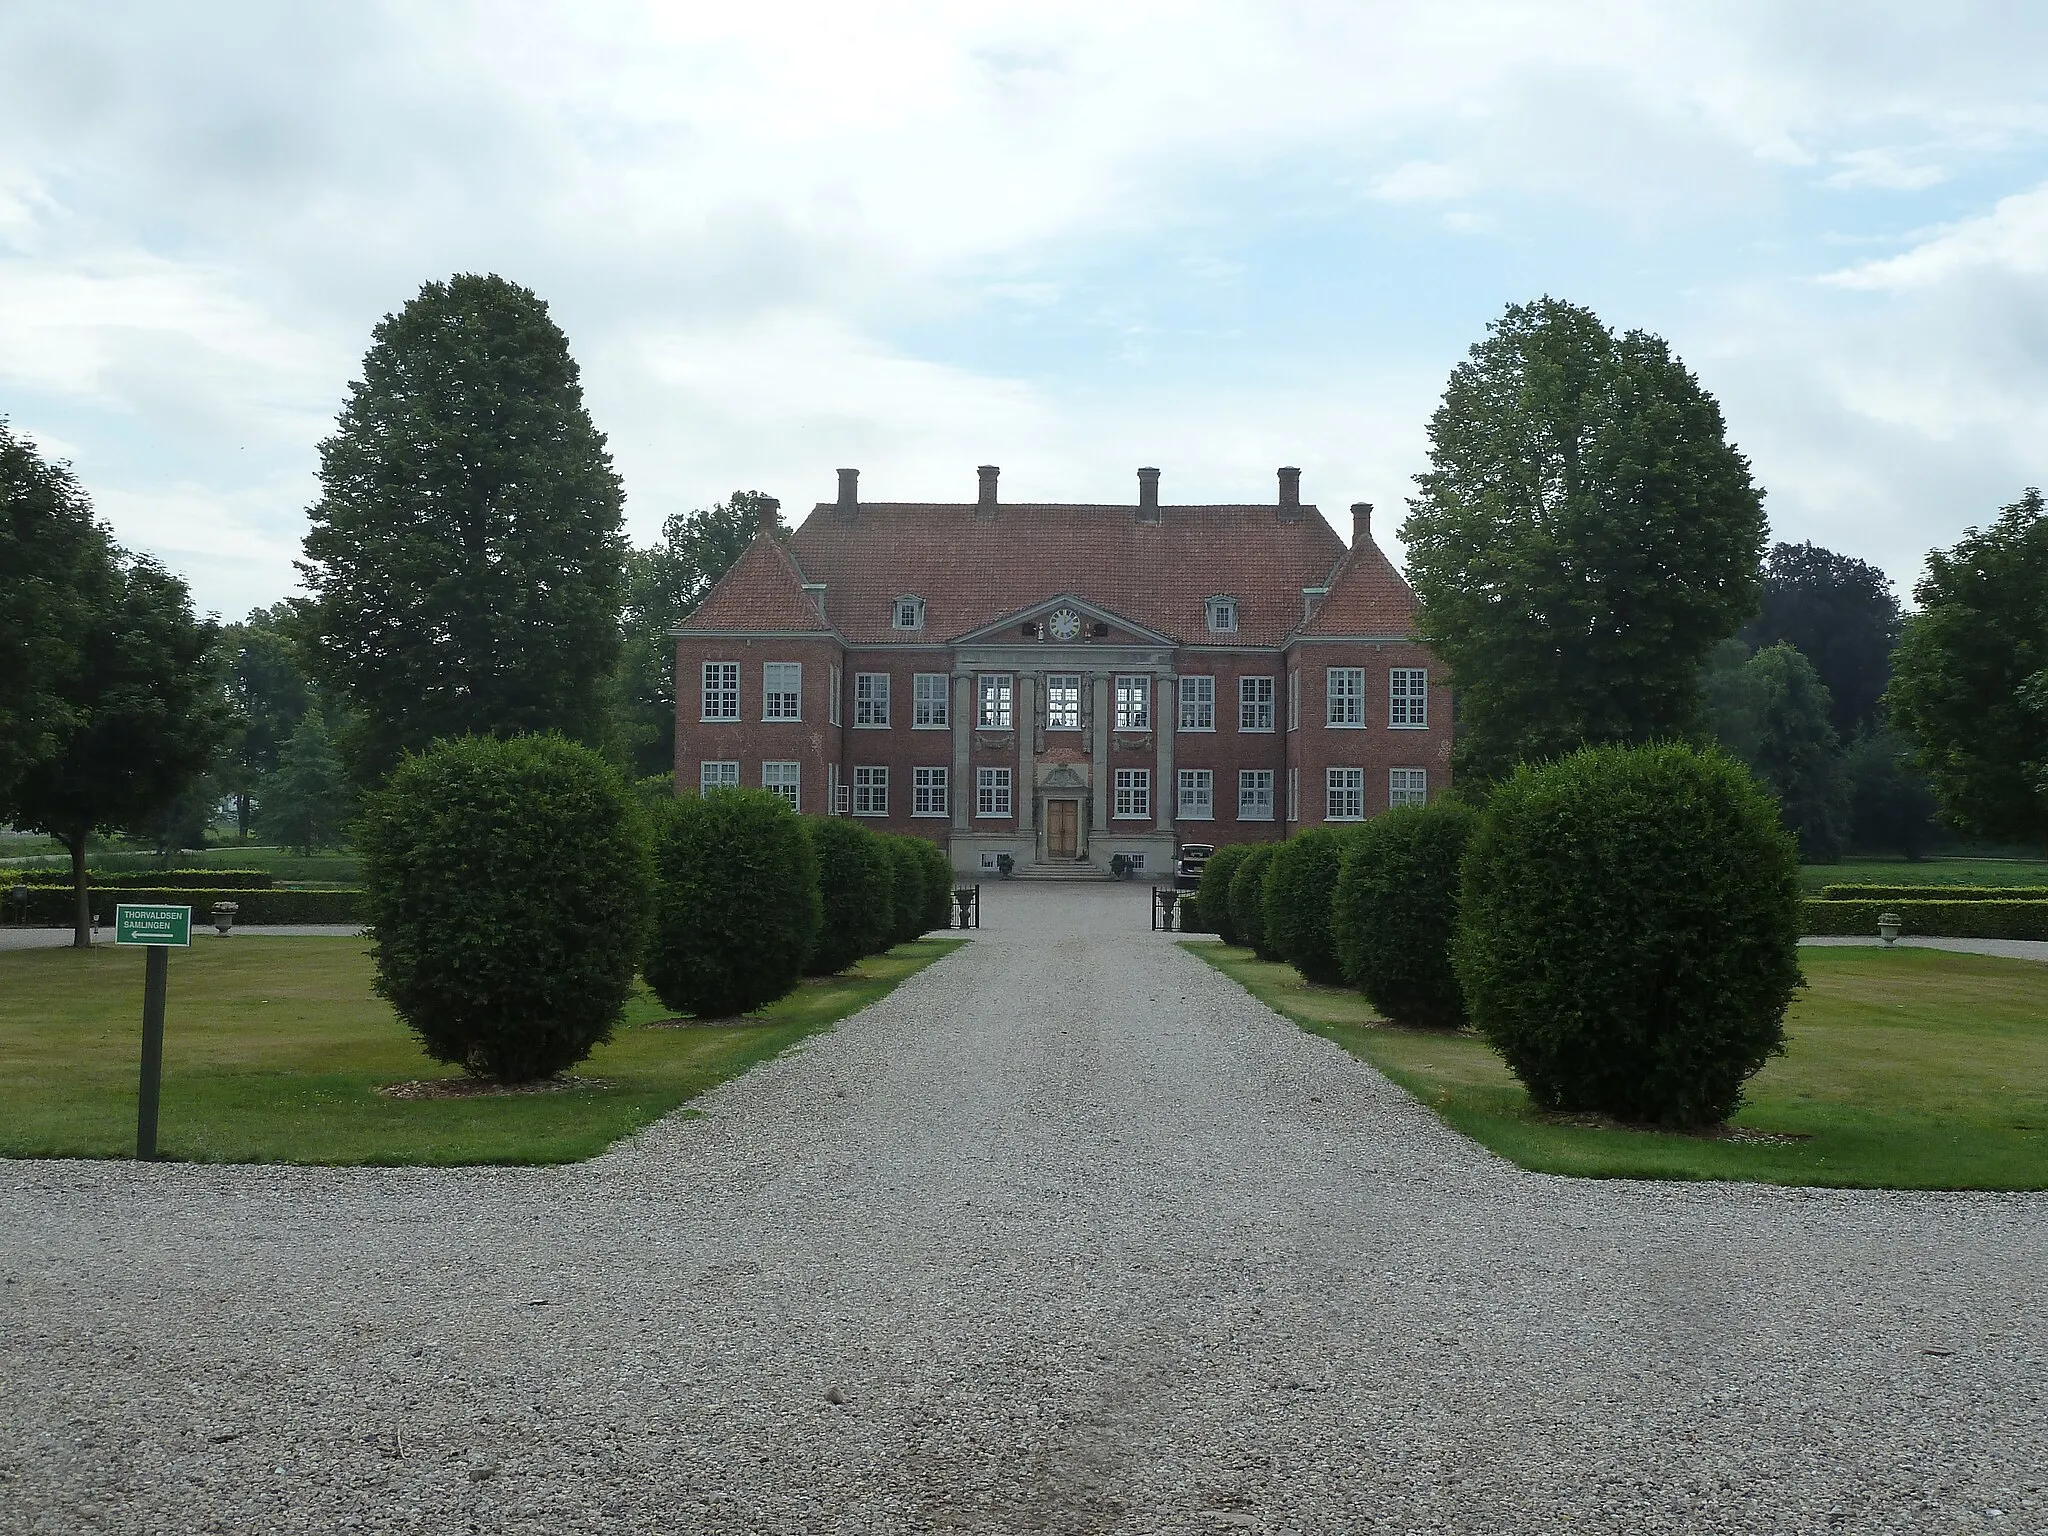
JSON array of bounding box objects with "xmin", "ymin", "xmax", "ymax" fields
[
  {"xmin": 219, "ymin": 601, "xmax": 312, "ymax": 838},
  {"xmin": 1740, "ymin": 541, "xmax": 1901, "ymax": 739},
  {"xmin": 615, "ymin": 492, "xmax": 778, "ymax": 778},
  {"xmin": 0, "ymin": 421, "xmax": 106, "ymax": 804},
  {"xmin": 1402, "ymin": 298, "xmax": 1767, "ymax": 782},
  {"xmin": 1844, "ymin": 728, "xmax": 1939, "ymax": 859},
  {"xmin": 1887, "ymin": 488, "xmax": 2048, "ymax": 847},
  {"xmin": 1740, "ymin": 644, "xmax": 1851, "ymax": 862},
  {"xmin": 259, "ymin": 707, "xmax": 355, "ymax": 854},
  {"xmin": 299, "ymin": 273, "xmax": 627, "ymax": 785},
  {"xmin": 8, "ymin": 551, "xmax": 236, "ymax": 946}
]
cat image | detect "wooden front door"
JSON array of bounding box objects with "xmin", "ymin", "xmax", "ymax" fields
[{"xmin": 1046, "ymin": 800, "xmax": 1078, "ymax": 859}]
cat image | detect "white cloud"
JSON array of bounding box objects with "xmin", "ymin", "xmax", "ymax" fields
[
  {"xmin": 1825, "ymin": 183, "xmax": 2048, "ymax": 289},
  {"xmin": 1371, "ymin": 161, "xmax": 1474, "ymax": 204}
]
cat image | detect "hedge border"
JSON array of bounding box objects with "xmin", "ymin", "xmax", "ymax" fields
[
  {"xmin": 1818, "ymin": 884, "xmax": 2048, "ymax": 903},
  {"xmin": 16, "ymin": 869, "xmax": 278, "ymax": 891},
  {"xmin": 15, "ymin": 887, "xmax": 365, "ymax": 927},
  {"xmin": 1803, "ymin": 898, "xmax": 2048, "ymax": 940}
]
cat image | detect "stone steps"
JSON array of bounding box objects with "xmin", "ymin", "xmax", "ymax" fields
[{"xmin": 1010, "ymin": 862, "xmax": 1110, "ymax": 881}]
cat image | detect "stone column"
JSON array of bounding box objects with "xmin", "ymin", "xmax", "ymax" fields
[
  {"xmin": 951, "ymin": 673, "xmax": 972, "ymax": 833},
  {"xmin": 1090, "ymin": 673, "xmax": 1110, "ymax": 832},
  {"xmin": 1017, "ymin": 673, "xmax": 1036, "ymax": 839},
  {"xmin": 1156, "ymin": 673, "xmax": 1175, "ymax": 834}
]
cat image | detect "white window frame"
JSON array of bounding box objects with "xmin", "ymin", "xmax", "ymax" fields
[
  {"xmin": 1327, "ymin": 667, "xmax": 1366, "ymax": 728},
  {"xmin": 1178, "ymin": 675, "xmax": 1215, "ymax": 732},
  {"xmin": 854, "ymin": 671, "xmax": 891, "ymax": 728},
  {"xmin": 893, "ymin": 595, "xmax": 925, "ymax": 631},
  {"xmin": 1389, "ymin": 668, "xmax": 1429, "ymax": 728},
  {"xmin": 1114, "ymin": 768, "xmax": 1151, "ymax": 820},
  {"xmin": 1115, "ymin": 675, "xmax": 1150, "ymax": 731},
  {"xmin": 1205, "ymin": 596, "xmax": 1238, "ymax": 634},
  {"xmin": 1044, "ymin": 673, "xmax": 1083, "ymax": 731},
  {"xmin": 852, "ymin": 765, "xmax": 888, "ymax": 817},
  {"xmin": 976, "ymin": 766, "xmax": 1012, "ymax": 818},
  {"xmin": 1178, "ymin": 768, "xmax": 1214, "ymax": 821},
  {"xmin": 762, "ymin": 760, "xmax": 800, "ymax": 810},
  {"xmin": 829, "ymin": 666, "xmax": 841, "ymax": 726},
  {"xmin": 1239, "ymin": 676, "xmax": 1275, "ymax": 733},
  {"xmin": 913, "ymin": 673, "xmax": 950, "ymax": 729},
  {"xmin": 699, "ymin": 760, "xmax": 739, "ymax": 794},
  {"xmin": 1238, "ymin": 769, "xmax": 1274, "ymax": 822},
  {"xmin": 913, "ymin": 766, "xmax": 949, "ymax": 817},
  {"xmin": 1287, "ymin": 768, "xmax": 1299, "ymax": 823},
  {"xmin": 1287, "ymin": 670, "xmax": 1300, "ymax": 732},
  {"xmin": 828, "ymin": 762, "xmax": 842, "ymax": 814},
  {"xmin": 977, "ymin": 673, "xmax": 1013, "ymax": 730},
  {"xmin": 1326, "ymin": 767, "xmax": 1365, "ymax": 821},
  {"xmin": 701, "ymin": 662, "xmax": 739, "ymax": 723},
  {"xmin": 763, "ymin": 662, "xmax": 802, "ymax": 722},
  {"xmin": 1390, "ymin": 767, "xmax": 1428, "ymax": 807}
]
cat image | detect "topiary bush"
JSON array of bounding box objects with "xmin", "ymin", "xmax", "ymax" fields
[
  {"xmin": 1333, "ymin": 800, "xmax": 1477, "ymax": 1029},
  {"xmin": 916, "ymin": 838, "xmax": 956, "ymax": 932},
  {"xmin": 1455, "ymin": 742, "xmax": 1802, "ymax": 1127},
  {"xmin": 644, "ymin": 787, "xmax": 822, "ymax": 1019},
  {"xmin": 1228, "ymin": 843, "xmax": 1279, "ymax": 961},
  {"xmin": 1196, "ymin": 844, "xmax": 1250, "ymax": 943},
  {"xmin": 805, "ymin": 817, "xmax": 889, "ymax": 974},
  {"xmin": 1262, "ymin": 828, "xmax": 1349, "ymax": 984},
  {"xmin": 360, "ymin": 734, "xmax": 652, "ymax": 1082},
  {"xmin": 883, "ymin": 835, "xmax": 931, "ymax": 946}
]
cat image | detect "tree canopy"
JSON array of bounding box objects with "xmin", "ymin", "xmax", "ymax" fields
[
  {"xmin": 1740, "ymin": 541, "xmax": 1900, "ymax": 739},
  {"xmin": 260, "ymin": 707, "xmax": 355, "ymax": 854},
  {"xmin": 1705, "ymin": 641, "xmax": 1850, "ymax": 862},
  {"xmin": 219, "ymin": 601, "xmax": 312, "ymax": 837},
  {"xmin": 299, "ymin": 272, "xmax": 626, "ymax": 785},
  {"xmin": 1886, "ymin": 488, "xmax": 2048, "ymax": 847},
  {"xmin": 1402, "ymin": 297, "xmax": 1767, "ymax": 783}
]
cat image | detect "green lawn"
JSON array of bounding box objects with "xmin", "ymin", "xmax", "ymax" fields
[
  {"xmin": 1191, "ymin": 943, "xmax": 2048, "ymax": 1189},
  {"xmin": 1797, "ymin": 856, "xmax": 2048, "ymax": 894},
  {"xmin": 0, "ymin": 936, "xmax": 963, "ymax": 1165}
]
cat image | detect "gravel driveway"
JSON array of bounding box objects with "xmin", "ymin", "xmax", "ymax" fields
[{"xmin": 2, "ymin": 882, "xmax": 2041, "ymax": 1534}]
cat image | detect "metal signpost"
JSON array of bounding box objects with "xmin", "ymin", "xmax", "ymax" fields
[{"xmin": 114, "ymin": 904, "xmax": 190, "ymax": 1161}]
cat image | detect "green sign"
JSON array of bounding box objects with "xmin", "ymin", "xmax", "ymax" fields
[{"xmin": 115, "ymin": 904, "xmax": 191, "ymax": 948}]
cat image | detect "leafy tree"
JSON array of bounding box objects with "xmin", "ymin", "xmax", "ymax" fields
[
  {"xmin": 1887, "ymin": 489, "xmax": 2048, "ymax": 848},
  {"xmin": 8, "ymin": 551, "xmax": 235, "ymax": 945},
  {"xmin": 1705, "ymin": 642, "xmax": 1850, "ymax": 862},
  {"xmin": 299, "ymin": 273, "xmax": 627, "ymax": 786},
  {"xmin": 1402, "ymin": 298, "xmax": 1767, "ymax": 783},
  {"xmin": 0, "ymin": 421, "xmax": 106, "ymax": 804},
  {"xmin": 1740, "ymin": 542, "xmax": 1901, "ymax": 739},
  {"xmin": 615, "ymin": 493, "xmax": 780, "ymax": 778},
  {"xmin": 259, "ymin": 708, "xmax": 355, "ymax": 854},
  {"xmin": 1844, "ymin": 728, "xmax": 1939, "ymax": 859},
  {"xmin": 219, "ymin": 602, "xmax": 312, "ymax": 838}
]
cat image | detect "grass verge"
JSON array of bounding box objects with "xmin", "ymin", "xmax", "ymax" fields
[
  {"xmin": 1189, "ymin": 942, "xmax": 2048, "ymax": 1190},
  {"xmin": 0, "ymin": 936, "xmax": 964, "ymax": 1165}
]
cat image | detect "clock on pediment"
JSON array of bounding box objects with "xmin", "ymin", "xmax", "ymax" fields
[{"xmin": 1046, "ymin": 607, "xmax": 1083, "ymax": 641}]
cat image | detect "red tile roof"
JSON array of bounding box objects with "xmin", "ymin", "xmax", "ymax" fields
[
  {"xmin": 678, "ymin": 532, "xmax": 831, "ymax": 633},
  {"xmin": 1296, "ymin": 536, "xmax": 1420, "ymax": 637}
]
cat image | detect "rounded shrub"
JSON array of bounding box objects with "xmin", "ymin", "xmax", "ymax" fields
[
  {"xmin": 1196, "ymin": 844, "xmax": 1250, "ymax": 944},
  {"xmin": 805, "ymin": 818, "xmax": 889, "ymax": 974},
  {"xmin": 1455, "ymin": 742, "xmax": 1803, "ymax": 1127},
  {"xmin": 916, "ymin": 839, "xmax": 956, "ymax": 932},
  {"xmin": 360, "ymin": 733, "xmax": 652, "ymax": 1081},
  {"xmin": 1228, "ymin": 843, "xmax": 1279, "ymax": 961},
  {"xmin": 1333, "ymin": 800, "xmax": 1477, "ymax": 1029},
  {"xmin": 1262, "ymin": 828, "xmax": 1349, "ymax": 984},
  {"xmin": 883, "ymin": 835, "xmax": 932, "ymax": 946},
  {"xmin": 644, "ymin": 787, "xmax": 822, "ymax": 1019}
]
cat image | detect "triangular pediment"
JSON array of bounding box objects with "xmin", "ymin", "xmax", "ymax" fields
[
  {"xmin": 952, "ymin": 593, "xmax": 1172, "ymax": 647},
  {"xmin": 1042, "ymin": 764, "xmax": 1089, "ymax": 790}
]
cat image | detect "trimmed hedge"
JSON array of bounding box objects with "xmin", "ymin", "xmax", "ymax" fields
[
  {"xmin": 14, "ymin": 886, "xmax": 364, "ymax": 926},
  {"xmin": 1195, "ymin": 844, "xmax": 1251, "ymax": 943},
  {"xmin": 884, "ymin": 836, "xmax": 930, "ymax": 947},
  {"xmin": 914, "ymin": 837, "xmax": 956, "ymax": 934},
  {"xmin": 1456, "ymin": 743, "xmax": 1803, "ymax": 1128},
  {"xmin": 360, "ymin": 734, "xmax": 653, "ymax": 1083},
  {"xmin": 805, "ymin": 818, "xmax": 890, "ymax": 974},
  {"xmin": 1332, "ymin": 801, "xmax": 1477, "ymax": 1029},
  {"xmin": 1229, "ymin": 844, "xmax": 1279, "ymax": 961},
  {"xmin": 1262, "ymin": 828, "xmax": 1349, "ymax": 984},
  {"xmin": 643, "ymin": 788, "xmax": 822, "ymax": 1019},
  {"xmin": 1818, "ymin": 884, "xmax": 2048, "ymax": 903},
  {"xmin": 1804, "ymin": 898, "xmax": 2048, "ymax": 940},
  {"xmin": 18, "ymin": 869, "xmax": 277, "ymax": 891}
]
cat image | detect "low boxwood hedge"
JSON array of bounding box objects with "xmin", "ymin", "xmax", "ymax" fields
[
  {"xmin": 17, "ymin": 869, "xmax": 278, "ymax": 891},
  {"xmin": 1803, "ymin": 898, "xmax": 2048, "ymax": 940},
  {"xmin": 12, "ymin": 886, "xmax": 365, "ymax": 926},
  {"xmin": 1817, "ymin": 884, "xmax": 2048, "ymax": 903}
]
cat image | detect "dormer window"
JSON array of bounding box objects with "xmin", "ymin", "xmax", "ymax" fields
[
  {"xmin": 893, "ymin": 595, "xmax": 925, "ymax": 631},
  {"xmin": 1206, "ymin": 596, "xmax": 1239, "ymax": 634}
]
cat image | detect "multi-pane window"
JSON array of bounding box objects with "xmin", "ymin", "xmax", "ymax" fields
[
  {"xmin": 701, "ymin": 662, "xmax": 739, "ymax": 722},
  {"xmin": 913, "ymin": 673, "xmax": 949, "ymax": 728},
  {"xmin": 1045, "ymin": 673, "xmax": 1082, "ymax": 730},
  {"xmin": 852, "ymin": 766, "xmax": 888, "ymax": 816},
  {"xmin": 829, "ymin": 763, "xmax": 843, "ymax": 814},
  {"xmin": 1114, "ymin": 768, "xmax": 1151, "ymax": 819},
  {"xmin": 763, "ymin": 662, "xmax": 802, "ymax": 721},
  {"xmin": 1326, "ymin": 767, "xmax": 1365, "ymax": 821},
  {"xmin": 762, "ymin": 761, "xmax": 800, "ymax": 810},
  {"xmin": 699, "ymin": 761, "xmax": 739, "ymax": 794},
  {"xmin": 913, "ymin": 766, "xmax": 949, "ymax": 816},
  {"xmin": 1178, "ymin": 769, "xmax": 1213, "ymax": 820},
  {"xmin": 829, "ymin": 666, "xmax": 842, "ymax": 725},
  {"xmin": 1206, "ymin": 596, "xmax": 1238, "ymax": 633},
  {"xmin": 1327, "ymin": 667, "xmax": 1365, "ymax": 727},
  {"xmin": 1239, "ymin": 676, "xmax": 1275, "ymax": 732},
  {"xmin": 893, "ymin": 595, "xmax": 925, "ymax": 631},
  {"xmin": 1287, "ymin": 768, "xmax": 1299, "ymax": 822},
  {"xmin": 976, "ymin": 767, "xmax": 1012, "ymax": 818},
  {"xmin": 1287, "ymin": 670, "xmax": 1300, "ymax": 731},
  {"xmin": 1390, "ymin": 768, "xmax": 1428, "ymax": 807},
  {"xmin": 978, "ymin": 673, "xmax": 1013, "ymax": 729},
  {"xmin": 1178, "ymin": 676, "xmax": 1215, "ymax": 731},
  {"xmin": 1238, "ymin": 770, "xmax": 1274, "ymax": 821},
  {"xmin": 1115, "ymin": 675, "xmax": 1150, "ymax": 730},
  {"xmin": 1389, "ymin": 668, "xmax": 1429, "ymax": 728},
  {"xmin": 854, "ymin": 672, "xmax": 891, "ymax": 727}
]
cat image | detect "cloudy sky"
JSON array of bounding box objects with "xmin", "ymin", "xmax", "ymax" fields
[{"xmin": 3, "ymin": 1, "xmax": 2044, "ymax": 620}]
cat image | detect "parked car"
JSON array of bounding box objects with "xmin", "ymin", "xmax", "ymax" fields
[{"xmin": 1175, "ymin": 843, "xmax": 1214, "ymax": 893}]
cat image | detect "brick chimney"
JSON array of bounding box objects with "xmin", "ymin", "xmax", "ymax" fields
[
  {"xmin": 976, "ymin": 465, "xmax": 999, "ymax": 517},
  {"xmin": 757, "ymin": 496, "xmax": 780, "ymax": 535},
  {"xmin": 1351, "ymin": 501, "xmax": 1372, "ymax": 546},
  {"xmin": 1277, "ymin": 466, "xmax": 1302, "ymax": 521},
  {"xmin": 1137, "ymin": 467, "xmax": 1161, "ymax": 523},
  {"xmin": 836, "ymin": 468, "xmax": 858, "ymax": 518}
]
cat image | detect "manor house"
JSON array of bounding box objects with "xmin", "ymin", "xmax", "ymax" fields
[{"xmin": 671, "ymin": 466, "xmax": 1451, "ymax": 877}]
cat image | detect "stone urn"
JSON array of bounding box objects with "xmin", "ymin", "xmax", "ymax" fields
[
  {"xmin": 212, "ymin": 900, "xmax": 239, "ymax": 936},
  {"xmin": 1156, "ymin": 888, "xmax": 1180, "ymax": 932},
  {"xmin": 953, "ymin": 887, "xmax": 976, "ymax": 928},
  {"xmin": 1877, "ymin": 911, "xmax": 1900, "ymax": 945}
]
